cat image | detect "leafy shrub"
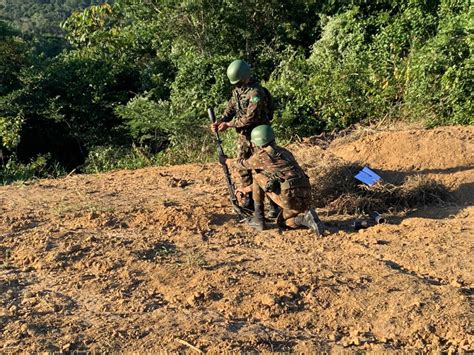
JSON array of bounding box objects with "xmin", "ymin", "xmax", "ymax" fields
[
  {"xmin": 267, "ymin": 9, "xmax": 372, "ymax": 135},
  {"xmin": 0, "ymin": 154, "xmax": 64, "ymax": 184},
  {"xmin": 115, "ymin": 51, "xmax": 235, "ymax": 163},
  {"xmin": 83, "ymin": 145, "xmax": 154, "ymax": 173},
  {"xmin": 405, "ymin": 2, "xmax": 473, "ymax": 126}
]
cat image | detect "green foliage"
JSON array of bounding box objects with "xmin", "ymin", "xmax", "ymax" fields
[
  {"xmin": 309, "ymin": 9, "xmax": 372, "ymax": 128},
  {"xmin": 83, "ymin": 145, "xmax": 154, "ymax": 173},
  {"xmin": 0, "ymin": 22, "xmax": 30, "ymax": 95},
  {"xmin": 0, "ymin": 22, "xmax": 29, "ymax": 150},
  {"xmin": 62, "ymin": 3, "xmax": 115, "ymax": 47},
  {"xmin": 0, "ymin": 0, "xmax": 110, "ymax": 36},
  {"xmin": 0, "ymin": 112, "xmax": 23, "ymax": 150},
  {"xmin": 115, "ymin": 95, "xmax": 170, "ymax": 144},
  {"xmin": 0, "ymin": 154, "xmax": 64, "ymax": 184},
  {"xmin": 267, "ymin": 9, "xmax": 373, "ymax": 134},
  {"xmin": 115, "ymin": 52, "xmax": 233, "ymax": 162},
  {"xmin": 405, "ymin": 1, "xmax": 473, "ymax": 126},
  {"xmin": 0, "ymin": 0, "xmax": 472, "ymax": 183},
  {"xmin": 267, "ymin": 1, "xmax": 473, "ymax": 136}
]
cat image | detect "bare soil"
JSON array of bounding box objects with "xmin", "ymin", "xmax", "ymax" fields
[{"xmin": 0, "ymin": 125, "xmax": 473, "ymax": 353}]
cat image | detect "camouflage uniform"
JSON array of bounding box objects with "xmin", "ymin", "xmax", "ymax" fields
[
  {"xmin": 234, "ymin": 144, "xmax": 311, "ymax": 228},
  {"xmin": 220, "ymin": 78, "xmax": 272, "ymax": 187}
]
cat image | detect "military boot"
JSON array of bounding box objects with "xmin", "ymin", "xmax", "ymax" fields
[
  {"xmin": 295, "ymin": 209, "xmax": 325, "ymax": 236},
  {"xmin": 267, "ymin": 199, "xmax": 280, "ymax": 219},
  {"xmin": 247, "ymin": 204, "xmax": 266, "ymax": 231}
]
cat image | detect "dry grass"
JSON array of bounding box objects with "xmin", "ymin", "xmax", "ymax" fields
[{"xmin": 309, "ymin": 162, "xmax": 453, "ymax": 215}]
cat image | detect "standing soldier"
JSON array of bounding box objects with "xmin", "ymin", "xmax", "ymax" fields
[
  {"xmin": 211, "ymin": 59, "xmax": 279, "ymax": 217},
  {"xmin": 219, "ymin": 125, "xmax": 325, "ymax": 235}
]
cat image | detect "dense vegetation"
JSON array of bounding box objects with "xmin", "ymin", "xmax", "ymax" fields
[
  {"xmin": 0, "ymin": 0, "xmax": 109, "ymax": 35},
  {"xmin": 0, "ymin": 0, "xmax": 472, "ymax": 183}
]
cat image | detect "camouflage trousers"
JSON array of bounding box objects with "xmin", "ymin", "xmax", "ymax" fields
[
  {"xmin": 253, "ymin": 173, "xmax": 311, "ymax": 227},
  {"xmin": 236, "ymin": 133, "xmax": 253, "ymax": 187}
]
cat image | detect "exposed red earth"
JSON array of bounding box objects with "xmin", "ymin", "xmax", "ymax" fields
[{"xmin": 0, "ymin": 125, "xmax": 472, "ymax": 352}]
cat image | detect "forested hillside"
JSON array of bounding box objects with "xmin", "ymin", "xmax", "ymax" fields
[
  {"xmin": 0, "ymin": 0, "xmax": 109, "ymax": 35},
  {"xmin": 0, "ymin": 0, "xmax": 472, "ymax": 183}
]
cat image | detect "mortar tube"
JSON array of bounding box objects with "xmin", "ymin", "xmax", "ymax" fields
[{"xmin": 369, "ymin": 210, "xmax": 386, "ymax": 224}]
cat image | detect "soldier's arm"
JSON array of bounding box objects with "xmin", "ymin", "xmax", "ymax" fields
[
  {"xmin": 232, "ymin": 89, "xmax": 263, "ymax": 128},
  {"xmin": 220, "ymin": 95, "xmax": 236, "ymax": 123},
  {"xmin": 233, "ymin": 152, "xmax": 264, "ymax": 171}
]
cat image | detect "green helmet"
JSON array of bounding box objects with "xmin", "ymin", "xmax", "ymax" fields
[
  {"xmin": 251, "ymin": 125, "xmax": 275, "ymax": 147},
  {"xmin": 227, "ymin": 60, "xmax": 251, "ymax": 84}
]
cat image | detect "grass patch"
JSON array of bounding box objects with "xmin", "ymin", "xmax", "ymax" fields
[{"xmin": 309, "ymin": 162, "xmax": 453, "ymax": 215}]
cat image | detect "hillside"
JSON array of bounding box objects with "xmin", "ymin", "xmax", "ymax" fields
[
  {"xmin": 0, "ymin": 126, "xmax": 473, "ymax": 352},
  {"xmin": 0, "ymin": 0, "xmax": 108, "ymax": 35}
]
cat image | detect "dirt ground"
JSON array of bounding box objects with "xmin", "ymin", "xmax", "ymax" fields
[{"xmin": 0, "ymin": 125, "xmax": 473, "ymax": 352}]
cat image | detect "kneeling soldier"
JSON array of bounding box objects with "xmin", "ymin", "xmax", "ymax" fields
[{"xmin": 220, "ymin": 125, "xmax": 325, "ymax": 235}]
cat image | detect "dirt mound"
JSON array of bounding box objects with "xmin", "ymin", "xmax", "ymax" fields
[
  {"xmin": 290, "ymin": 126, "xmax": 474, "ymax": 209},
  {"xmin": 329, "ymin": 126, "xmax": 473, "ymax": 171},
  {"xmin": 329, "ymin": 126, "xmax": 474, "ymax": 204},
  {"xmin": 0, "ymin": 126, "xmax": 472, "ymax": 352}
]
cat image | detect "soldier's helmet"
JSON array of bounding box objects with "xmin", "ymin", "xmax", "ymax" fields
[
  {"xmin": 226, "ymin": 60, "xmax": 251, "ymax": 84},
  {"xmin": 251, "ymin": 125, "xmax": 275, "ymax": 147}
]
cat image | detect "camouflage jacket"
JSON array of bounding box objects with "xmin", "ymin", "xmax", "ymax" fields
[
  {"xmin": 221, "ymin": 78, "xmax": 272, "ymax": 135},
  {"xmin": 234, "ymin": 144, "xmax": 310, "ymax": 190}
]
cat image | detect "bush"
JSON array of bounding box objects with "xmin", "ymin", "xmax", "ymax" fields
[
  {"xmin": 83, "ymin": 145, "xmax": 154, "ymax": 173},
  {"xmin": 405, "ymin": 3, "xmax": 473, "ymax": 126},
  {"xmin": 0, "ymin": 154, "xmax": 64, "ymax": 184},
  {"xmin": 115, "ymin": 51, "xmax": 235, "ymax": 163},
  {"xmin": 267, "ymin": 2, "xmax": 473, "ymax": 136},
  {"xmin": 267, "ymin": 9, "xmax": 372, "ymax": 136}
]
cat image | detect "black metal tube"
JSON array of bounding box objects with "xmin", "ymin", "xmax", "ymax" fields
[
  {"xmin": 369, "ymin": 210, "xmax": 386, "ymax": 224},
  {"xmin": 207, "ymin": 107, "xmax": 252, "ymax": 219}
]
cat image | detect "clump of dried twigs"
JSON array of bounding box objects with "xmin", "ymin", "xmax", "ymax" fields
[{"xmin": 308, "ymin": 163, "xmax": 453, "ymax": 215}]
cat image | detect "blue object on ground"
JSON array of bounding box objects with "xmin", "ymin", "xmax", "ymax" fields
[
  {"xmin": 355, "ymin": 167, "xmax": 381, "ymax": 186},
  {"xmin": 362, "ymin": 167, "xmax": 381, "ymax": 181}
]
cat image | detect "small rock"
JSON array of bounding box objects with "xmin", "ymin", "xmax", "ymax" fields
[
  {"xmin": 177, "ymin": 179, "xmax": 189, "ymax": 188},
  {"xmin": 349, "ymin": 329, "xmax": 359, "ymax": 337},
  {"xmin": 186, "ymin": 292, "xmax": 205, "ymax": 306},
  {"xmin": 26, "ymin": 326, "xmax": 39, "ymax": 337},
  {"xmin": 450, "ymin": 279, "xmax": 463, "ymax": 287},
  {"xmin": 424, "ymin": 324, "xmax": 435, "ymax": 333},
  {"xmin": 20, "ymin": 324, "xmax": 28, "ymax": 333},
  {"xmin": 341, "ymin": 337, "xmax": 353, "ymax": 347},
  {"xmin": 24, "ymin": 290, "xmax": 37, "ymax": 299},
  {"xmin": 260, "ymin": 294, "xmax": 276, "ymax": 307},
  {"xmin": 20, "ymin": 298, "xmax": 37, "ymax": 306},
  {"xmin": 429, "ymin": 334, "xmax": 441, "ymax": 345}
]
